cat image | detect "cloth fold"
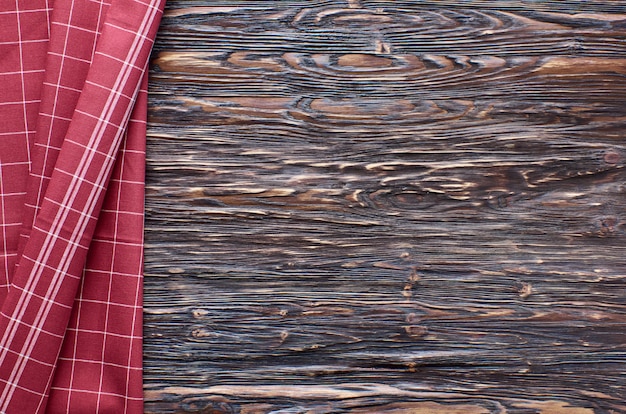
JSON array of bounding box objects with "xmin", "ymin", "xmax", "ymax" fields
[{"xmin": 0, "ymin": 0, "xmax": 164, "ymax": 412}]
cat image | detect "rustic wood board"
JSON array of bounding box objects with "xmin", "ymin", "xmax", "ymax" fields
[{"xmin": 143, "ymin": 1, "xmax": 626, "ymax": 412}]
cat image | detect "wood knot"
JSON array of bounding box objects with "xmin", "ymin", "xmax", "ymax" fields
[
  {"xmin": 401, "ymin": 285, "xmax": 413, "ymax": 298},
  {"xmin": 518, "ymin": 282, "xmax": 532, "ymax": 299},
  {"xmin": 404, "ymin": 325, "xmax": 428, "ymax": 338},
  {"xmin": 408, "ymin": 267, "xmax": 421, "ymax": 283},
  {"xmin": 192, "ymin": 309, "xmax": 209, "ymax": 318},
  {"xmin": 375, "ymin": 39, "xmax": 392, "ymax": 54},
  {"xmin": 599, "ymin": 216, "xmax": 620, "ymax": 234},
  {"xmin": 191, "ymin": 328, "xmax": 212, "ymax": 338},
  {"xmin": 604, "ymin": 150, "xmax": 621, "ymax": 164},
  {"xmin": 405, "ymin": 313, "xmax": 420, "ymax": 323}
]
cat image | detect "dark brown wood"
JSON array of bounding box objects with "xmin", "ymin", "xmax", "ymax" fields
[{"xmin": 144, "ymin": 1, "xmax": 626, "ymax": 412}]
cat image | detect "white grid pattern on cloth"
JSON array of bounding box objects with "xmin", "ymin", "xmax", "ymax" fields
[
  {"xmin": 0, "ymin": 0, "xmax": 49, "ymax": 303},
  {"xmin": 0, "ymin": 0, "xmax": 165, "ymax": 411},
  {"xmin": 0, "ymin": 164, "xmax": 7, "ymax": 289},
  {"xmin": 0, "ymin": 64, "xmax": 134, "ymax": 410},
  {"xmin": 96, "ymin": 88, "xmax": 129, "ymax": 413},
  {"xmin": 18, "ymin": 0, "xmax": 108, "ymax": 255},
  {"xmin": 52, "ymin": 80, "xmax": 150, "ymax": 411},
  {"xmin": 122, "ymin": 80, "xmax": 147, "ymax": 413}
]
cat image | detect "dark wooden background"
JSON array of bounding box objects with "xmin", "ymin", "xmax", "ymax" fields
[{"xmin": 143, "ymin": 1, "xmax": 626, "ymax": 412}]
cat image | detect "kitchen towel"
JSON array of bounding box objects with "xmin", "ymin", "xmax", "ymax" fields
[{"xmin": 0, "ymin": 0, "xmax": 164, "ymax": 411}]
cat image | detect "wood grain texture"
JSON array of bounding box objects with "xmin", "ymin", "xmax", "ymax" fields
[{"xmin": 144, "ymin": 1, "xmax": 626, "ymax": 412}]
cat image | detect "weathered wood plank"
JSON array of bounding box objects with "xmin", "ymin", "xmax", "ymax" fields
[{"xmin": 144, "ymin": 1, "xmax": 626, "ymax": 412}]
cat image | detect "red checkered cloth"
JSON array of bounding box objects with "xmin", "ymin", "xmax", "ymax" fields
[{"xmin": 0, "ymin": 0, "xmax": 165, "ymax": 411}]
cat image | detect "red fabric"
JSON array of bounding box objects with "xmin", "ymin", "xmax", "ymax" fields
[{"xmin": 0, "ymin": 0, "xmax": 164, "ymax": 412}]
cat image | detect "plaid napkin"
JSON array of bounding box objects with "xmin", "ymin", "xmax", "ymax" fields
[{"xmin": 0, "ymin": 0, "xmax": 164, "ymax": 411}]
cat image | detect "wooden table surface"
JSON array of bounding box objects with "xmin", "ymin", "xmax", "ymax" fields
[{"xmin": 143, "ymin": 1, "xmax": 626, "ymax": 412}]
